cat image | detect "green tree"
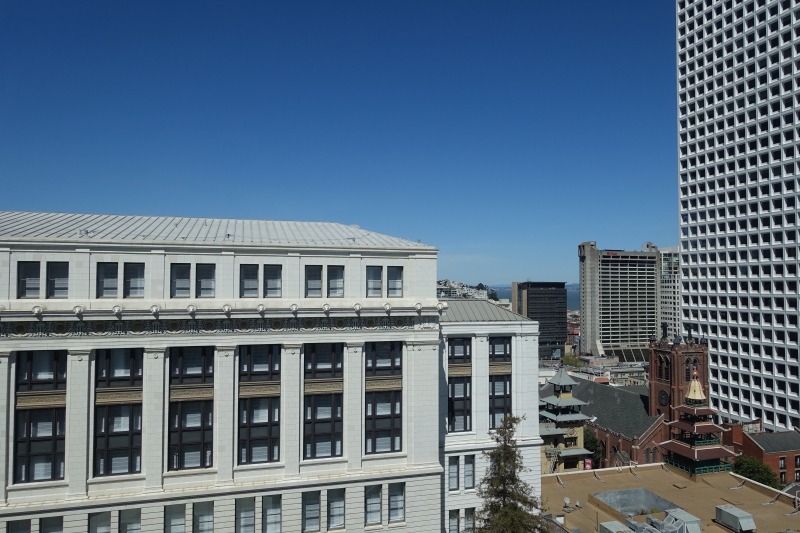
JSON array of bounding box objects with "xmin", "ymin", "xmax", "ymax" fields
[
  {"xmin": 475, "ymin": 415, "xmax": 547, "ymax": 533},
  {"xmin": 562, "ymin": 353, "xmax": 583, "ymax": 367},
  {"xmin": 488, "ymin": 290, "xmax": 499, "ymax": 301},
  {"xmin": 582, "ymin": 428, "xmax": 602, "ymax": 467},
  {"xmin": 733, "ymin": 455, "xmax": 781, "ymax": 488}
]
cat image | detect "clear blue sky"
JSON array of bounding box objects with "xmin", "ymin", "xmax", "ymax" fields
[{"xmin": 0, "ymin": 1, "xmax": 678, "ymax": 285}]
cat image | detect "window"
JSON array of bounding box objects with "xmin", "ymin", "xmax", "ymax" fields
[
  {"xmin": 489, "ymin": 337, "xmax": 511, "ymax": 362},
  {"xmin": 239, "ymin": 397, "xmax": 280, "ymax": 464},
  {"xmin": 327, "ymin": 489, "xmax": 345, "ymax": 530},
  {"xmin": 464, "ymin": 455, "xmax": 475, "ymax": 489},
  {"xmin": 365, "ymin": 341, "xmax": 402, "ymax": 376},
  {"xmin": 366, "ymin": 266, "xmax": 382, "ymax": 297},
  {"xmin": 123, "ymin": 263, "xmax": 145, "ymax": 298},
  {"xmin": 305, "ymin": 265, "xmax": 323, "ymax": 297},
  {"xmin": 46, "ymin": 262, "xmax": 68, "ymax": 298},
  {"xmin": 781, "ymin": 471, "xmax": 787, "ymax": 484},
  {"xmin": 236, "ymin": 498, "xmax": 255, "ymax": 533},
  {"xmin": 489, "ymin": 375, "xmax": 512, "ymax": 429},
  {"xmin": 264, "ymin": 265, "xmax": 282, "ymax": 297},
  {"xmin": 240, "ymin": 264, "xmax": 259, "ymax": 297},
  {"xmin": 94, "ymin": 404, "xmax": 142, "ymax": 476},
  {"xmin": 304, "ymin": 394, "xmax": 343, "ymax": 459},
  {"xmin": 365, "ymin": 391, "xmax": 401, "ymax": 454},
  {"xmin": 387, "ymin": 266, "xmax": 403, "ymax": 297},
  {"xmin": 448, "ymin": 338, "xmax": 472, "ymax": 364},
  {"xmin": 168, "ymin": 401, "xmax": 213, "ymax": 470},
  {"xmin": 97, "ymin": 263, "xmax": 118, "ymax": 298},
  {"xmin": 464, "ymin": 508, "xmax": 475, "ymax": 533},
  {"xmin": 40, "ymin": 518, "xmax": 62, "ymax": 533},
  {"xmin": 449, "ymin": 456, "xmax": 459, "ymax": 491},
  {"xmin": 195, "ymin": 264, "xmax": 216, "ymax": 298},
  {"xmin": 164, "ymin": 505, "xmax": 186, "ymax": 533},
  {"xmin": 170, "ymin": 264, "xmax": 190, "ymax": 298},
  {"xmin": 16, "ymin": 351, "xmax": 67, "ymax": 391},
  {"xmin": 795, "ymin": 455, "xmax": 800, "ymax": 468},
  {"xmin": 780, "ymin": 456, "xmax": 786, "ymax": 469},
  {"xmin": 170, "ymin": 346, "xmax": 214, "ymax": 384},
  {"xmin": 89, "ymin": 513, "xmax": 110, "ymax": 533},
  {"xmin": 448, "ymin": 510, "xmax": 459, "ymax": 533},
  {"xmin": 14, "ymin": 408, "xmax": 65, "ymax": 483},
  {"xmin": 193, "ymin": 501, "xmax": 213, "ymax": 533},
  {"xmin": 302, "ymin": 492, "xmax": 321, "ymax": 532},
  {"xmin": 17, "ymin": 261, "xmax": 40, "ymax": 298},
  {"xmin": 448, "ymin": 377, "xmax": 472, "ymax": 432},
  {"xmin": 7, "ymin": 520, "xmax": 31, "ymax": 533},
  {"xmin": 95, "ymin": 348, "xmax": 143, "ymax": 387},
  {"xmin": 304, "ymin": 343, "xmax": 343, "ymax": 379},
  {"xmin": 365, "ymin": 485, "xmax": 381, "ymax": 525},
  {"xmin": 388, "ymin": 483, "xmax": 405, "ymax": 522},
  {"xmin": 327, "ymin": 266, "xmax": 344, "ymax": 297},
  {"xmin": 239, "ymin": 345, "xmax": 280, "ymax": 381},
  {"xmin": 263, "ymin": 495, "xmax": 282, "ymax": 533},
  {"xmin": 119, "ymin": 509, "xmax": 141, "ymax": 533}
]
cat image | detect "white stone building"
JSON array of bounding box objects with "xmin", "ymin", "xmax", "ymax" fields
[{"xmin": 0, "ymin": 211, "xmax": 541, "ymax": 533}]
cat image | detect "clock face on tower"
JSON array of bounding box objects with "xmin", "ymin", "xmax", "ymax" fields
[{"xmin": 658, "ymin": 390, "xmax": 670, "ymax": 406}]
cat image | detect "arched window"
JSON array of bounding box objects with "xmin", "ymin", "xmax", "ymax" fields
[
  {"xmin": 665, "ymin": 359, "xmax": 671, "ymax": 380},
  {"xmin": 685, "ymin": 359, "xmax": 692, "ymax": 381},
  {"xmin": 657, "ymin": 357, "xmax": 664, "ymax": 380},
  {"xmin": 645, "ymin": 448, "xmax": 652, "ymax": 464}
]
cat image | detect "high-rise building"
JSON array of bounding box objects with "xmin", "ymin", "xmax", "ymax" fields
[
  {"xmin": 677, "ymin": 0, "xmax": 800, "ymax": 431},
  {"xmin": 0, "ymin": 211, "xmax": 541, "ymax": 532},
  {"xmin": 578, "ymin": 242, "xmax": 659, "ymax": 361},
  {"xmin": 659, "ymin": 246, "xmax": 683, "ymax": 339},
  {"xmin": 511, "ymin": 282, "xmax": 567, "ymax": 360}
]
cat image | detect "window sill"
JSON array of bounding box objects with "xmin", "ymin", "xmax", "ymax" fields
[
  {"xmin": 8, "ymin": 480, "xmax": 68, "ymax": 492},
  {"xmin": 88, "ymin": 473, "xmax": 145, "ymax": 485},
  {"xmin": 301, "ymin": 456, "xmax": 348, "ymax": 466},
  {"xmin": 234, "ymin": 462, "xmax": 284, "ymax": 473},
  {"xmin": 388, "ymin": 521, "xmax": 407, "ymax": 528},
  {"xmin": 362, "ymin": 452, "xmax": 407, "ymax": 462},
  {"xmin": 163, "ymin": 468, "xmax": 217, "ymax": 478}
]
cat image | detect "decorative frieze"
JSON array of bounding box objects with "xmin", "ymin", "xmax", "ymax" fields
[
  {"xmin": 489, "ymin": 363, "xmax": 512, "ymax": 375},
  {"xmin": 169, "ymin": 384, "xmax": 214, "ymax": 401},
  {"xmin": 239, "ymin": 382, "xmax": 281, "ymax": 398},
  {"xmin": 0, "ymin": 315, "xmax": 436, "ymax": 340},
  {"xmin": 95, "ymin": 387, "xmax": 143, "ymax": 405},
  {"xmin": 448, "ymin": 364, "xmax": 472, "ymax": 376},
  {"xmin": 304, "ymin": 378, "xmax": 344, "ymax": 394},
  {"xmin": 16, "ymin": 390, "xmax": 67, "ymax": 408},
  {"xmin": 365, "ymin": 377, "xmax": 402, "ymax": 391}
]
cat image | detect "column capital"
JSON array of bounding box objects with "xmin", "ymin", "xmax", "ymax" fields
[
  {"xmin": 282, "ymin": 344, "xmax": 302, "ymax": 354},
  {"xmin": 68, "ymin": 349, "xmax": 92, "ymax": 360},
  {"xmin": 0, "ymin": 350, "xmax": 11, "ymax": 360},
  {"xmin": 345, "ymin": 342, "xmax": 365, "ymax": 353},
  {"xmin": 405, "ymin": 340, "xmax": 440, "ymax": 351},
  {"xmin": 143, "ymin": 347, "xmax": 167, "ymax": 358},
  {"xmin": 215, "ymin": 345, "xmax": 237, "ymax": 356}
]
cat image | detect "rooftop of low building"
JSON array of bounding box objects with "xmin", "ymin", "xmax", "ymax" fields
[
  {"xmin": 747, "ymin": 428, "xmax": 800, "ymax": 454},
  {"xmin": 439, "ymin": 299, "xmax": 530, "ymax": 323}
]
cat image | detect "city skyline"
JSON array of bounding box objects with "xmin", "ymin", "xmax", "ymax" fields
[{"xmin": 0, "ymin": 1, "xmax": 679, "ymax": 284}]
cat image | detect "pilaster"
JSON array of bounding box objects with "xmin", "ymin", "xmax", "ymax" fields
[
  {"xmin": 282, "ymin": 344, "xmax": 303, "ymax": 476},
  {"xmin": 344, "ymin": 342, "xmax": 364, "ymax": 471},
  {"xmin": 143, "ymin": 347, "xmax": 166, "ymax": 492},
  {"xmin": 214, "ymin": 345, "xmax": 236, "ymax": 485},
  {"xmin": 406, "ymin": 340, "xmax": 441, "ymax": 464},
  {"xmin": 66, "ymin": 349, "xmax": 91, "ymax": 499},
  {"xmin": 0, "ymin": 351, "xmax": 10, "ymax": 505},
  {"xmin": 473, "ymin": 335, "xmax": 490, "ymax": 437}
]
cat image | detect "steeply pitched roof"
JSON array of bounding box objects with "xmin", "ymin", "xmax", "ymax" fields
[
  {"xmin": 747, "ymin": 429, "xmax": 800, "ymax": 454},
  {"xmin": 0, "ymin": 211, "xmax": 434, "ymax": 249},
  {"xmin": 439, "ymin": 299, "xmax": 530, "ymax": 322},
  {"xmin": 548, "ymin": 368, "xmax": 578, "ymax": 386},
  {"xmin": 542, "ymin": 378, "xmax": 661, "ymax": 440}
]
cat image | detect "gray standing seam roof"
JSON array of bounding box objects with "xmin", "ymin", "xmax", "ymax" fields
[
  {"xmin": 541, "ymin": 378, "xmax": 661, "ymax": 440},
  {"xmin": 747, "ymin": 429, "xmax": 800, "ymax": 454},
  {"xmin": 0, "ymin": 211, "xmax": 435, "ymax": 249},
  {"xmin": 439, "ymin": 299, "xmax": 531, "ymax": 323}
]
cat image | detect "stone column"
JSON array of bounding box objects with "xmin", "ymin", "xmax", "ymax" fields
[
  {"xmin": 0, "ymin": 351, "xmax": 10, "ymax": 505},
  {"xmin": 66, "ymin": 349, "xmax": 91, "ymax": 499},
  {"xmin": 282, "ymin": 344, "xmax": 303, "ymax": 476},
  {"xmin": 473, "ymin": 335, "xmax": 490, "ymax": 437},
  {"xmin": 143, "ymin": 347, "xmax": 167, "ymax": 492},
  {"xmin": 344, "ymin": 342, "xmax": 364, "ymax": 471},
  {"xmin": 214, "ymin": 345, "xmax": 236, "ymax": 485}
]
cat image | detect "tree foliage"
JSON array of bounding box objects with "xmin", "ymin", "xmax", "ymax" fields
[
  {"xmin": 475, "ymin": 415, "xmax": 547, "ymax": 533},
  {"xmin": 488, "ymin": 290, "xmax": 499, "ymax": 301},
  {"xmin": 733, "ymin": 455, "xmax": 781, "ymax": 488},
  {"xmin": 582, "ymin": 428, "xmax": 603, "ymax": 466}
]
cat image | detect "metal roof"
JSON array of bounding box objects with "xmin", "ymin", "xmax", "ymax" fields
[
  {"xmin": 0, "ymin": 211, "xmax": 435, "ymax": 249},
  {"xmin": 747, "ymin": 429, "xmax": 800, "ymax": 454},
  {"xmin": 439, "ymin": 299, "xmax": 531, "ymax": 323},
  {"xmin": 547, "ymin": 368, "xmax": 579, "ymax": 387}
]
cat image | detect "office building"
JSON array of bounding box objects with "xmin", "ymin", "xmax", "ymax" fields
[
  {"xmin": 677, "ymin": 0, "xmax": 800, "ymax": 431},
  {"xmin": 0, "ymin": 211, "xmax": 541, "ymax": 532},
  {"xmin": 511, "ymin": 282, "xmax": 567, "ymax": 360},
  {"xmin": 578, "ymin": 242, "xmax": 659, "ymax": 360},
  {"xmin": 659, "ymin": 246, "xmax": 682, "ymax": 339}
]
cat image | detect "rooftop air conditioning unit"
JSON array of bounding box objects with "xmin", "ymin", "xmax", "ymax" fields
[{"xmin": 715, "ymin": 504, "xmax": 757, "ymax": 533}]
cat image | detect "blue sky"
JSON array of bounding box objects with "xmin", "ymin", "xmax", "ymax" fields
[{"xmin": 0, "ymin": 1, "xmax": 678, "ymax": 285}]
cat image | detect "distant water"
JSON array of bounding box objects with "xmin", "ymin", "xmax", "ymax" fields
[{"xmin": 495, "ymin": 288, "xmax": 580, "ymax": 311}]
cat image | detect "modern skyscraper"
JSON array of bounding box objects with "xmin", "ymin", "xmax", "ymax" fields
[
  {"xmin": 511, "ymin": 281, "xmax": 567, "ymax": 360},
  {"xmin": 677, "ymin": 0, "xmax": 800, "ymax": 431},
  {"xmin": 578, "ymin": 242, "xmax": 659, "ymax": 361}
]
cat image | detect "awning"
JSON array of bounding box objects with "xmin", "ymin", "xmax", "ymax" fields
[
  {"xmin": 558, "ymin": 447, "xmax": 592, "ymax": 457},
  {"xmin": 659, "ymin": 440, "xmax": 736, "ymax": 460}
]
